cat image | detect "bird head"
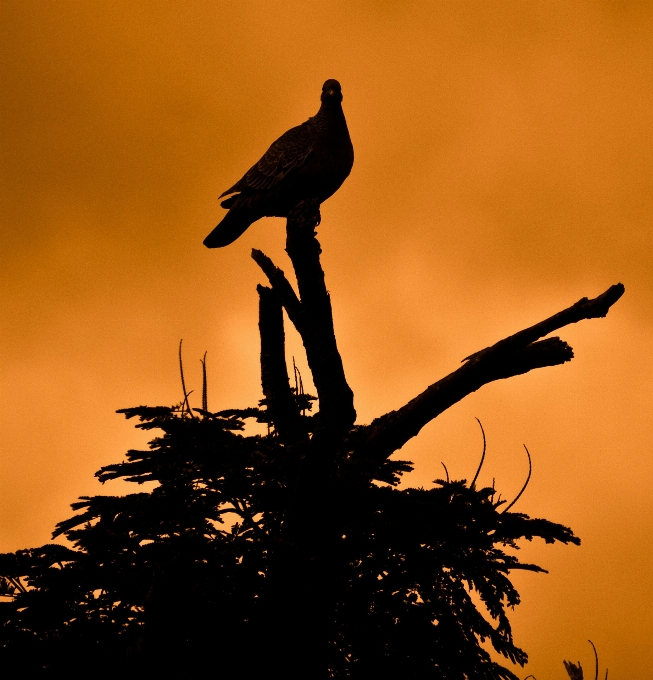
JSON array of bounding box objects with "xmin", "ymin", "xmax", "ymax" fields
[{"xmin": 321, "ymin": 79, "xmax": 343, "ymax": 104}]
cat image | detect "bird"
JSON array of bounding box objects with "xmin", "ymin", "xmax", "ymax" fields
[{"xmin": 203, "ymin": 79, "xmax": 354, "ymax": 248}]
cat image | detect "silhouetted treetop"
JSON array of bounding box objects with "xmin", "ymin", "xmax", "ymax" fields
[{"xmin": 0, "ymin": 199, "xmax": 622, "ymax": 678}]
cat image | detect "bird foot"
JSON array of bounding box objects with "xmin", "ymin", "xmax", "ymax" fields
[{"xmin": 289, "ymin": 199, "xmax": 322, "ymax": 228}]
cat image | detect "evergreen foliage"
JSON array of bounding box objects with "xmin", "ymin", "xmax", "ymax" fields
[
  {"xmin": 0, "ymin": 202, "xmax": 621, "ymax": 677},
  {"xmin": 0, "ymin": 400, "xmax": 578, "ymax": 676}
]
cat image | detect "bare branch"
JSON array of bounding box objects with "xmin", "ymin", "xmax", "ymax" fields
[
  {"xmin": 257, "ymin": 285, "xmax": 303, "ymax": 444},
  {"xmin": 357, "ymin": 284, "xmax": 623, "ymax": 461},
  {"xmin": 254, "ymin": 201, "xmax": 355, "ymax": 438},
  {"xmin": 463, "ymin": 283, "xmax": 624, "ymax": 363},
  {"xmin": 252, "ymin": 249, "xmax": 304, "ymax": 333}
]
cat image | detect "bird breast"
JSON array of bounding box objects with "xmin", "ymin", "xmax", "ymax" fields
[{"xmin": 303, "ymin": 122, "xmax": 353, "ymax": 200}]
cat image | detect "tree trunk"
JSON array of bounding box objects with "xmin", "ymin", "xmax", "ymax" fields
[{"xmin": 251, "ymin": 199, "xmax": 624, "ymax": 677}]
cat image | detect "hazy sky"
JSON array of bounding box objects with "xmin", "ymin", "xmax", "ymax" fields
[{"xmin": 1, "ymin": 1, "xmax": 652, "ymax": 676}]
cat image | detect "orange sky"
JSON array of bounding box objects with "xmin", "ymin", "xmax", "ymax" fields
[{"xmin": 1, "ymin": 1, "xmax": 652, "ymax": 676}]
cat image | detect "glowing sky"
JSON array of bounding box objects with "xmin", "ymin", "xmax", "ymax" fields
[{"xmin": 1, "ymin": 1, "xmax": 652, "ymax": 676}]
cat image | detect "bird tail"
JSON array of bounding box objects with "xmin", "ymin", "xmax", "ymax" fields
[{"xmin": 203, "ymin": 207, "xmax": 258, "ymax": 248}]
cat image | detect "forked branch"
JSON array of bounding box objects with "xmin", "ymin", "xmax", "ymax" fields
[
  {"xmin": 357, "ymin": 284, "xmax": 624, "ymax": 461},
  {"xmin": 463, "ymin": 283, "xmax": 624, "ymax": 363},
  {"xmin": 253, "ymin": 200, "xmax": 356, "ymax": 438}
]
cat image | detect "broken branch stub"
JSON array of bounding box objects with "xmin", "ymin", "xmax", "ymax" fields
[{"xmin": 257, "ymin": 284, "xmax": 304, "ymax": 444}]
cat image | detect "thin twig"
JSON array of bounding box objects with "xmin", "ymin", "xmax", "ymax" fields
[
  {"xmin": 251, "ymin": 249, "xmax": 304, "ymax": 331},
  {"xmin": 588, "ymin": 639, "xmax": 599, "ymax": 680},
  {"xmin": 292, "ymin": 357, "xmax": 298, "ymax": 393},
  {"xmin": 503, "ymin": 445, "xmax": 533, "ymax": 513},
  {"xmin": 470, "ymin": 418, "xmax": 486, "ymax": 489},
  {"xmin": 441, "ymin": 462, "xmax": 450, "ymax": 484},
  {"xmin": 178, "ymin": 340, "xmax": 195, "ymax": 419},
  {"xmin": 293, "ymin": 358, "xmax": 306, "ymax": 415},
  {"xmin": 201, "ymin": 351, "xmax": 208, "ymax": 413}
]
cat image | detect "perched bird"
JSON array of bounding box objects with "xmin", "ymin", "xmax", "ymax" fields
[{"xmin": 204, "ymin": 79, "xmax": 354, "ymax": 248}]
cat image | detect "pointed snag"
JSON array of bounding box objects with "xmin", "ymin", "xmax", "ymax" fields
[
  {"xmin": 257, "ymin": 284, "xmax": 303, "ymax": 443},
  {"xmin": 251, "ymin": 248, "xmax": 304, "ymax": 333},
  {"xmin": 178, "ymin": 340, "xmax": 195, "ymax": 419}
]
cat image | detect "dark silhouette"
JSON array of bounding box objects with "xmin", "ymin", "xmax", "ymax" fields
[
  {"xmin": 563, "ymin": 639, "xmax": 608, "ymax": 680},
  {"xmin": 1, "ymin": 164, "xmax": 625, "ymax": 679},
  {"xmin": 203, "ymin": 80, "xmax": 354, "ymax": 248},
  {"xmin": 0, "ymin": 202, "xmax": 623, "ymax": 677}
]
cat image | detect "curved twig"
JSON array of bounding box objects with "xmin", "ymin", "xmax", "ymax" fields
[
  {"xmin": 588, "ymin": 639, "xmax": 599, "ymax": 680},
  {"xmin": 503, "ymin": 445, "xmax": 532, "ymax": 513},
  {"xmin": 470, "ymin": 418, "xmax": 486, "ymax": 489},
  {"xmin": 441, "ymin": 462, "xmax": 450, "ymax": 484},
  {"xmin": 178, "ymin": 340, "xmax": 195, "ymax": 419}
]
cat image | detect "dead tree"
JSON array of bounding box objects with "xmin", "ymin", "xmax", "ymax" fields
[{"xmin": 251, "ymin": 199, "xmax": 623, "ymax": 678}]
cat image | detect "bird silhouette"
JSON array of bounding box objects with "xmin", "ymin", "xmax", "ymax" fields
[{"xmin": 203, "ymin": 79, "xmax": 354, "ymax": 248}]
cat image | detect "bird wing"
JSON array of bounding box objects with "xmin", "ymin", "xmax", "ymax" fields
[{"xmin": 220, "ymin": 121, "xmax": 315, "ymax": 197}]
